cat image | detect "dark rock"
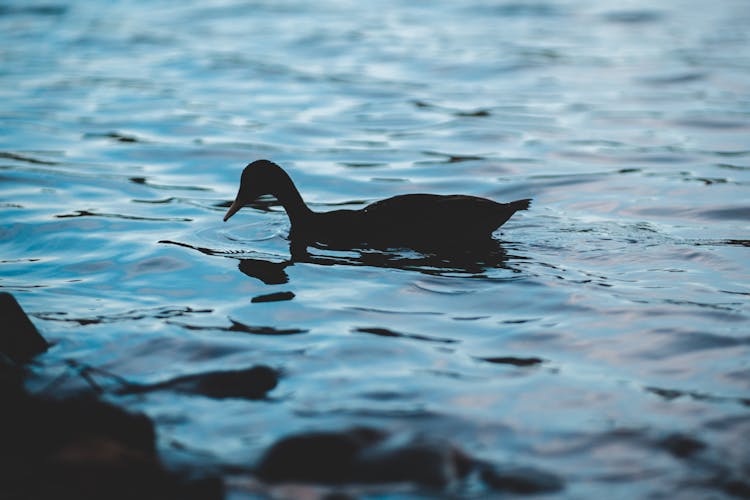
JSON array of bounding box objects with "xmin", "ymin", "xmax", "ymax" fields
[
  {"xmin": 0, "ymin": 353, "xmax": 24, "ymax": 398},
  {"xmin": 19, "ymin": 395, "xmax": 156, "ymax": 456},
  {"xmin": 0, "ymin": 292, "xmax": 49, "ymax": 362},
  {"xmin": 35, "ymin": 436, "xmax": 222, "ymax": 500},
  {"xmin": 0, "ymin": 293, "xmax": 221, "ymax": 498},
  {"xmin": 256, "ymin": 428, "xmax": 385, "ymax": 484},
  {"xmin": 322, "ymin": 493, "xmax": 357, "ymax": 500},
  {"xmin": 119, "ymin": 365, "xmax": 280, "ymax": 400},
  {"xmin": 255, "ymin": 427, "xmax": 472, "ymax": 488},
  {"xmin": 356, "ymin": 436, "xmax": 473, "ymax": 488},
  {"xmin": 480, "ymin": 464, "xmax": 564, "ymax": 494},
  {"xmin": 0, "ymin": 394, "xmax": 223, "ymax": 499}
]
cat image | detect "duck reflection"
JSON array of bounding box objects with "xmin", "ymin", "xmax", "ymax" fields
[
  {"xmin": 237, "ymin": 239, "xmax": 510, "ymax": 283},
  {"xmin": 238, "ymin": 257, "xmax": 290, "ymax": 285},
  {"xmin": 161, "ymin": 236, "xmax": 510, "ymax": 284}
]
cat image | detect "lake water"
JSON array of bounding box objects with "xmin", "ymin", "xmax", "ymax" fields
[{"xmin": 2, "ymin": 0, "xmax": 749, "ymax": 497}]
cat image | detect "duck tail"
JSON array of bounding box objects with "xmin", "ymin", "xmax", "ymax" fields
[{"xmin": 509, "ymin": 198, "xmax": 532, "ymax": 211}]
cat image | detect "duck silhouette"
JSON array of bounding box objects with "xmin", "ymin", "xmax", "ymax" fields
[{"xmin": 223, "ymin": 160, "xmax": 530, "ymax": 251}]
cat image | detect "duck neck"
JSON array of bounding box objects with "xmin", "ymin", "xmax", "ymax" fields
[{"xmin": 272, "ymin": 169, "xmax": 313, "ymax": 230}]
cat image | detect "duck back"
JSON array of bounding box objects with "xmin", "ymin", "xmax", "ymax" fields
[{"xmin": 302, "ymin": 194, "xmax": 530, "ymax": 248}]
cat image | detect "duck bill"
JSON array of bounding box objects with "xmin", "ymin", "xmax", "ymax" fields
[{"xmin": 223, "ymin": 198, "xmax": 243, "ymax": 222}]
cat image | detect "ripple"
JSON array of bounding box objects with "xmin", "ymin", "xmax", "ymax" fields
[
  {"xmin": 476, "ymin": 356, "xmax": 544, "ymax": 367},
  {"xmin": 467, "ymin": 3, "xmax": 563, "ymax": 17},
  {"xmin": 0, "ymin": 151, "xmax": 58, "ymax": 165},
  {"xmin": 33, "ymin": 306, "xmax": 211, "ymax": 326},
  {"xmin": 168, "ymin": 317, "xmax": 307, "ymax": 336},
  {"xmin": 57, "ymin": 210, "xmax": 192, "ymax": 222},
  {"xmin": 694, "ymin": 206, "xmax": 750, "ymax": 221},
  {"xmin": 603, "ymin": 10, "xmax": 664, "ymax": 24},
  {"xmin": 417, "ymin": 151, "xmax": 486, "ymax": 164},
  {"xmin": 353, "ymin": 327, "xmax": 457, "ymax": 344},
  {"xmin": 129, "ymin": 177, "xmax": 212, "ymax": 191},
  {"xmin": 0, "ymin": 5, "xmax": 67, "ymax": 16},
  {"xmin": 645, "ymin": 386, "xmax": 750, "ymax": 407},
  {"xmin": 639, "ymin": 72, "xmax": 707, "ymax": 85},
  {"xmin": 83, "ymin": 131, "xmax": 143, "ymax": 143},
  {"xmin": 348, "ymin": 306, "xmax": 443, "ymax": 316},
  {"xmin": 674, "ymin": 119, "xmax": 750, "ymax": 130},
  {"xmin": 647, "ymin": 330, "xmax": 750, "ymax": 358}
]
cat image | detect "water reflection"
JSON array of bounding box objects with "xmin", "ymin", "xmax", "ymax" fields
[
  {"xmin": 161, "ymin": 237, "xmax": 511, "ymax": 283},
  {"xmin": 291, "ymin": 239, "xmax": 510, "ymax": 277},
  {"xmin": 238, "ymin": 258, "xmax": 289, "ymax": 285},
  {"xmin": 5, "ymin": 0, "xmax": 750, "ymax": 496}
]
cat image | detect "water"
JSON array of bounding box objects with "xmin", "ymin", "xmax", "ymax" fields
[{"xmin": 2, "ymin": 0, "xmax": 749, "ymax": 497}]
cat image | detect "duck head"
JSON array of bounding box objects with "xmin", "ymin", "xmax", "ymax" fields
[{"xmin": 224, "ymin": 160, "xmax": 283, "ymax": 222}]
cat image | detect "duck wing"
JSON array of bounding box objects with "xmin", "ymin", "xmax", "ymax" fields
[{"xmin": 362, "ymin": 194, "xmax": 530, "ymax": 241}]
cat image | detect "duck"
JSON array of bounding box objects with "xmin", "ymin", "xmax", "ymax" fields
[{"xmin": 223, "ymin": 160, "xmax": 531, "ymax": 250}]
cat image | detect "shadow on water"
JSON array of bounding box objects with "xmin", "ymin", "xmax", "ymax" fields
[{"xmin": 160, "ymin": 238, "xmax": 512, "ymax": 284}]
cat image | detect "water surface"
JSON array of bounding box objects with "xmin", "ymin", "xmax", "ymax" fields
[{"xmin": 2, "ymin": 0, "xmax": 749, "ymax": 497}]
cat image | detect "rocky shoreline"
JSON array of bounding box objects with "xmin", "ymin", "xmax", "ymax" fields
[{"xmin": 1, "ymin": 292, "xmax": 564, "ymax": 498}]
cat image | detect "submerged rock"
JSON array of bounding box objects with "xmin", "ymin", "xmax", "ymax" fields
[
  {"xmin": 255, "ymin": 427, "xmax": 564, "ymax": 494},
  {"xmin": 256, "ymin": 427, "xmax": 386, "ymax": 484},
  {"xmin": 118, "ymin": 365, "xmax": 280, "ymax": 400},
  {"xmin": 0, "ymin": 292, "xmax": 49, "ymax": 362},
  {"xmin": 479, "ymin": 464, "xmax": 564, "ymax": 494},
  {"xmin": 0, "ymin": 293, "xmax": 222, "ymax": 499},
  {"xmin": 256, "ymin": 427, "xmax": 474, "ymax": 489},
  {"xmin": 1, "ymin": 394, "xmax": 222, "ymax": 499}
]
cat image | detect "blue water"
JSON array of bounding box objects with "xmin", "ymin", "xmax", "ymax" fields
[{"xmin": 2, "ymin": 0, "xmax": 749, "ymax": 497}]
